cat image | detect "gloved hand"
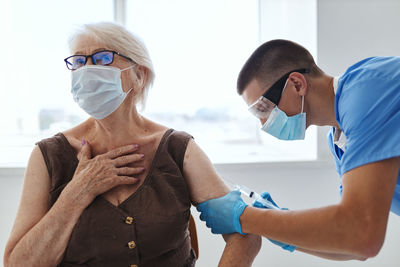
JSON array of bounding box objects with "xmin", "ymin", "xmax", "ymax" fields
[
  {"xmin": 197, "ymin": 190, "xmax": 247, "ymax": 235},
  {"xmin": 253, "ymin": 191, "xmax": 296, "ymax": 252}
]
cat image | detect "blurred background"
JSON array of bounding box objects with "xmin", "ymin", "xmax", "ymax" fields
[{"xmin": 1, "ymin": 0, "xmax": 400, "ymax": 266}]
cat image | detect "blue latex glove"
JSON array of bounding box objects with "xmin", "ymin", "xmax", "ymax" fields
[
  {"xmin": 253, "ymin": 191, "xmax": 296, "ymax": 252},
  {"xmin": 197, "ymin": 190, "xmax": 247, "ymax": 235}
]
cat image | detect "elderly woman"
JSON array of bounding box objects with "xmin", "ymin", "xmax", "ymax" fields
[{"xmin": 4, "ymin": 22, "xmax": 260, "ymax": 267}]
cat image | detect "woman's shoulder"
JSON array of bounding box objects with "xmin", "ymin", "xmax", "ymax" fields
[
  {"xmin": 36, "ymin": 132, "xmax": 73, "ymax": 154},
  {"xmin": 35, "ymin": 119, "xmax": 90, "ymax": 163},
  {"xmin": 162, "ymin": 129, "xmax": 193, "ymax": 149},
  {"xmin": 143, "ymin": 118, "xmax": 193, "ymax": 143},
  {"xmin": 147, "ymin": 126, "xmax": 193, "ymax": 171}
]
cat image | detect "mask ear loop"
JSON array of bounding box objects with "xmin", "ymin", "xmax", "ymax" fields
[
  {"xmin": 121, "ymin": 64, "xmax": 136, "ymax": 72},
  {"xmin": 301, "ymin": 95, "xmax": 305, "ymax": 113},
  {"xmin": 126, "ymin": 88, "xmax": 133, "ymax": 94},
  {"xmin": 121, "ymin": 65, "xmax": 137, "ymax": 94}
]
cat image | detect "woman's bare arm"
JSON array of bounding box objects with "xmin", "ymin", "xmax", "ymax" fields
[
  {"xmin": 183, "ymin": 139, "xmax": 261, "ymax": 267},
  {"xmin": 4, "ymin": 145, "xmax": 85, "ymax": 267}
]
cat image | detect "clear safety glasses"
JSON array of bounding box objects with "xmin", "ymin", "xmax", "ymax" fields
[
  {"xmin": 64, "ymin": 50, "xmax": 134, "ymax": 70},
  {"xmin": 248, "ymin": 68, "xmax": 309, "ymax": 119}
]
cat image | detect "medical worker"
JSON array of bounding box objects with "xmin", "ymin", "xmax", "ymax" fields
[{"xmin": 197, "ymin": 39, "xmax": 400, "ymax": 260}]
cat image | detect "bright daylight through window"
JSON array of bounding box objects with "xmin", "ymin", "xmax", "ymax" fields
[{"xmin": 0, "ymin": 0, "xmax": 317, "ymax": 167}]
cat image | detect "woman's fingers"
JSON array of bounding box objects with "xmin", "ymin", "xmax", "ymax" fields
[
  {"xmin": 115, "ymin": 176, "xmax": 140, "ymax": 186},
  {"xmin": 113, "ymin": 154, "xmax": 145, "ymax": 167},
  {"xmin": 78, "ymin": 140, "xmax": 92, "ymax": 161},
  {"xmin": 116, "ymin": 167, "xmax": 145, "ymax": 176},
  {"xmin": 104, "ymin": 144, "xmax": 140, "ymax": 159}
]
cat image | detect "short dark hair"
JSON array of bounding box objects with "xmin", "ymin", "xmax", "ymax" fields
[{"xmin": 237, "ymin": 39, "xmax": 322, "ymax": 95}]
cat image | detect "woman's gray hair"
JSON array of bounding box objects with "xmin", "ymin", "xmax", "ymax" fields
[{"xmin": 69, "ymin": 22, "xmax": 155, "ymax": 109}]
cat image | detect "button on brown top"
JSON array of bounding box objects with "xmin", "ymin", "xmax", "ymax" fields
[
  {"xmin": 125, "ymin": 216, "xmax": 133, "ymax": 224},
  {"xmin": 38, "ymin": 129, "xmax": 196, "ymax": 267},
  {"xmin": 128, "ymin": 241, "xmax": 136, "ymax": 249}
]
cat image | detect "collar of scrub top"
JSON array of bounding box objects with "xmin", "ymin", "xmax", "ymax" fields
[
  {"xmin": 248, "ymin": 68, "xmax": 309, "ymax": 119},
  {"xmin": 333, "ymin": 76, "xmax": 339, "ymax": 94},
  {"xmin": 332, "ymin": 75, "xmax": 347, "ymax": 151}
]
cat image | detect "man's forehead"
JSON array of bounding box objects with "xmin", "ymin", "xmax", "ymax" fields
[{"xmin": 242, "ymin": 78, "xmax": 269, "ymax": 106}]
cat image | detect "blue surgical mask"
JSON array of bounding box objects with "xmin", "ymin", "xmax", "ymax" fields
[
  {"xmin": 71, "ymin": 65, "xmax": 134, "ymax": 119},
  {"xmin": 261, "ymin": 96, "xmax": 306, "ymax": 140}
]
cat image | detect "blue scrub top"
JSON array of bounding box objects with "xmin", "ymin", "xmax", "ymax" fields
[{"xmin": 327, "ymin": 56, "xmax": 400, "ymax": 215}]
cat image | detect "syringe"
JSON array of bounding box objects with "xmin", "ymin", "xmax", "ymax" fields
[
  {"xmin": 234, "ymin": 184, "xmax": 280, "ymax": 210},
  {"xmin": 224, "ymin": 179, "xmax": 280, "ymax": 210}
]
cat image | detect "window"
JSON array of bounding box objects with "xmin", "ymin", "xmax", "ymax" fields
[
  {"xmin": 0, "ymin": 0, "xmax": 113, "ymax": 167},
  {"xmin": 0, "ymin": 0, "xmax": 317, "ymax": 167},
  {"xmin": 126, "ymin": 0, "xmax": 317, "ymax": 163}
]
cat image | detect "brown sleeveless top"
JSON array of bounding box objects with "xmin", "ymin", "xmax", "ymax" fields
[{"xmin": 37, "ymin": 129, "xmax": 196, "ymax": 267}]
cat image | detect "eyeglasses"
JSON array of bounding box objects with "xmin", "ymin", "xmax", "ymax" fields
[
  {"xmin": 64, "ymin": 50, "xmax": 134, "ymax": 70},
  {"xmin": 248, "ymin": 68, "xmax": 309, "ymax": 119}
]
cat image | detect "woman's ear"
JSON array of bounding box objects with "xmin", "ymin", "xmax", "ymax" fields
[
  {"xmin": 134, "ymin": 65, "xmax": 148, "ymax": 90},
  {"xmin": 289, "ymin": 72, "xmax": 308, "ymax": 96}
]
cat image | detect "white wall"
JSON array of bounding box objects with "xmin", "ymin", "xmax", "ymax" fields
[
  {"xmin": 0, "ymin": 170, "xmax": 24, "ymax": 267},
  {"xmin": 318, "ymin": 0, "xmax": 400, "ymax": 75}
]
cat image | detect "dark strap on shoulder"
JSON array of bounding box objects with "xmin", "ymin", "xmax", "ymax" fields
[
  {"xmin": 36, "ymin": 133, "xmax": 78, "ymax": 202},
  {"xmin": 163, "ymin": 130, "xmax": 193, "ymax": 173}
]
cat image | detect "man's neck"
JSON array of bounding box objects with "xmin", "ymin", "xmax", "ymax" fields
[{"xmin": 307, "ymin": 74, "xmax": 340, "ymax": 128}]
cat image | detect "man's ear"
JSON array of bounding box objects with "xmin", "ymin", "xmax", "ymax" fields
[{"xmin": 288, "ymin": 72, "xmax": 308, "ymax": 96}]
